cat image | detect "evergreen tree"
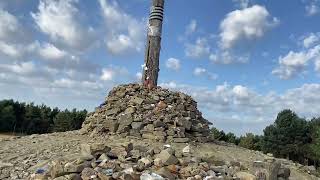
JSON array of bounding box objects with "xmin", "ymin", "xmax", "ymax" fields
[{"xmin": 262, "ymin": 109, "xmax": 311, "ymax": 162}]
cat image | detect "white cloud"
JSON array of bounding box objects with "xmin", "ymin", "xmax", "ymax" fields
[
  {"xmin": 38, "ymin": 43, "xmax": 68, "ymax": 60},
  {"xmin": 209, "ymin": 51, "xmax": 249, "ymax": 64},
  {"xmin": 273, "ymin": 41, "xmax": 320, "ymax": 79},
  {"xmin": 306, "ymin": 2, "xmax": 320, "ymax": 16},
  {"xmin": 0, "ymin": 62, "xmax": 36, "ymax": 75},
  {"xmin": 100, "ymin": 66, "xmax": 129, "ymax": 81},
  {"xmin": 220, "ymin": 5, "xmax": 279, "ymax": 49},
  {"xmin": 185, "ymin": 19, "xmax": 197, "ymax": 35},
  {"xmin": 135, "ymin": 72, "xmax": 142, "ymax": 81},
  {"xmin": 0, "ymin": 9, "xmax": 24, "ymax": 43},
  {"xmin": 233, "ymin": 85, "xmax": 250, "ymax": 99},
  {"xmin": 193, "ymin": 67, "xmax": 218, "ymax": 80},
  {"xmin": 166, "ymin": 58, "xmax": 181, "ymax": 71},
  {"xmin": 106, "ymin": 34, "xmax": 139, "ymax": 55},
  {"xmin": 272, "ymin": 51, "xmax": 310, "ymax": 79},
  {"xmin": 98, "ymin": 0, "xmax": 145, "ymax": 55},
  {"xmin": 0, "ymin": 42, "xmax": 20, "ymax": 58},
  {"xmin": 32, "ymin": 0, "xmax": 96, "ymax": 51},
  {"xmin": 303, "ymin": 33, "xmax": 320, "ymax": 48},
  {"xmin": 185, "ymin": 37, "xmax": 210, "ymax": 58},
  {"xmin": 233, "ymin": 0, "xmax": 250, "ymax": 8},
  {"xmin": 193, "ymin": 67, "xmax": 207, "ymax": 76},
  {"xmin": 101, "ymin": 68, "xmax": 114, "ymax": 81}
]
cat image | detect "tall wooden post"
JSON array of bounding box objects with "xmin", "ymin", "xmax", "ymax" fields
[{"xmin": 142, "ymin": 0, "xmax": 165, "ymax": 88}]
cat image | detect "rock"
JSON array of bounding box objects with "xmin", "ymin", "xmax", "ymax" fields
[
  {"xmin": 235, "ymin": 171, "xmax": 256, "ymax": 180},
  {"xmin": 131, "ymin": 122, "xmax": 143, "ymax": 130},
  {"xmin": 153, "ymin": 120, "xmax": 166, "ymax": 128},
  {"xmin": 108, "ymin": 147, "xmax": 127, "ymax": 161},
  {"xmin": 81, "ymin": 143, "xmax": 110, "ymax": 158},
  {"xmin": 81, "ymin": 168, "xmax": 97, "ymax": 180},
  {"xmin": 140, "ymin": 172, "xmax": 165, "ymax": 180},
  {"xmin": 156, "ymin": 167, "xmax": 175, "ymax": 180},
  {"xmin": 64, "ymin": 161, "xmax": 90, "ymax": 173},
  {"xmin": 182, "ymin": 145, "xmax": 191, "ymax": 155},
  {"xmin": 304, "ymin": 165, "xmax": 317, "ymax": 175},
  {"xmin": 278, "ymin": 167, "xmax": 290, "ymax": 178},
  {"xmin": 125, "ymin": 107, "xmax": 136, "ymax": 114},
  {"xmin": 173, "ymin": 138, "xmax": 190, "ymax": 143},
  {"xmin": 154, "ymin": 158, "xmax": 163, "ymax": 167},
  {"xmin": 104, "ymin": 120, "xmax": 119, "ymax": 133},
  {"xmin": 53, "ymin": 173, "xmax": 81, "ymax": 180},
  {"xmin": 156, "ymin": 149, "xmax": 179, "ymax": 166},
  {"xmin": 105, "ymin": 108, "xmax": 121, "ymax": 116},
  {"xmin": 138, "ymin": 157, "xmax": 152, "ymax": 168},
  {"xmin": 0, "ymin": 162, "xmax": 13, "ymax": 169},
  {"xmin": 117, "ymin": 114, "xmax": 134, "ymax": 133},
  {"xmin": 50, "ymin": 159, "xmax": 66, "ymax": 178},
  {"xmin": 98, "ymin": 153, "xmax": 109, "ymax": 161},
  {"xmin": 156, "ymin": 101, "xmax": 167, "ymax": 110},
  {"xmin": 202, "ymin": 155, "xmax": 225, "ymax": 166},
  {"xmin": 268, "ymin": 161, "xmax": 281, "ymax": 180},
  {"xmin": 95, "ymin": 167, "xmax": 113, "ymax": 180},
  {"xmin": 130, "ymin": 96, "xmax": 144, "ymax": 105}
]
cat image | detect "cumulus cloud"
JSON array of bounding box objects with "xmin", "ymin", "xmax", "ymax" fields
[
  {"xmin": 219, "ymin": 5, "xmax": 279, "ymax": 49},
  {"xmin": 31, "ymin": 0, "xmax": 96, "ymax": 51},
  {"xmin": 209, "ymin": 51, "xmax": 249, "ymax": 64},
  {"xmin": 166, "ymin": 58, "xmax": 181, "ymax": 71},
  {"xmin": 193, "ymin": 67, "xmax": 218, "ymax": 80},
  {"xmin": 185, "ymin": 37, "xmax": 210, "ymax": 58},
  {"xmin": 305, "ymin": 0, "xmax": 320, "ymax": 16},
  {"xmin": 100, "ymin": 66, "xmax": 129, "ymax": 81},
  {"xmin": 38, "ymin": 43, "xmax": 68, "ymax": 60},
  {"xmin": 185, "ymin": 19, "xmax": 197, "ymax": 35},
  {"xmin": 0, "ymin": 9, "xmax": 25, "ymax": 43},
  {"xmin": 0, "ymin": 9, "xmax": 33, "ymax": 59},
  {"xmin": 233, "ymin": 0, "xmax": 250, "ymax": 8},
  {"xmin": 98, "ymin": 0, "xmax": 145, "ymax": 55},
  {"xmin": 273, "ymin": 35, "xmax": 320, "ymax": 79},
  {"xmin": 302, "ymin": 33, "xmax": 320, "ymax": 48}
]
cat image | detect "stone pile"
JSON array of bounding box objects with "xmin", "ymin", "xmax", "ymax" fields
[
  {"xmin": 81, "ymin": 84, "xmax": 212, "ymax": 143},
  {"xmin": 30, "ymin": 142, "xmax": 291, "ymax": 180}
]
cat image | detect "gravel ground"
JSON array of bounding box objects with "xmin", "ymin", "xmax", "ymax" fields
[{"xmin": 0, "ymin": 131, "xmax": 318, "ymax": 180}]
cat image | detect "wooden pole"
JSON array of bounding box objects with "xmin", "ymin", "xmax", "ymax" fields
[{"xmin": 142, "ymin": 0, "xmax": 165, "ymax": 88}]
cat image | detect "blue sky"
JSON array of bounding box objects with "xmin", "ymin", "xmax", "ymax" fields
[{"xmin": 1, "ymin": 0, "xmax": 320, "ymax": 135}]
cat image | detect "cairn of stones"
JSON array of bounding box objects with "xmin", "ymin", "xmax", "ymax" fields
[{"xmin": 81, "ymin": 83, "xmax": 212, "ymax": 143}]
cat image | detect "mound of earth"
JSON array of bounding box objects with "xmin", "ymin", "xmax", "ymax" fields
[{"xmin": 81, "ymin": 84, "xmax": 211, "ymax": 143}]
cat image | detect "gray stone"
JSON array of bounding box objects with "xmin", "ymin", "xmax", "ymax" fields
[
  {"xmin": 130, "ymin": 96, "xmax": 144, "ymax": 105},
  {"xmin": 153, "ymin": 120, "xmax": 166, "ymax": 128},
  {"xmin": 173, "ymin": 138, "xmax": 189, "ymax": 143},
  {"xmin": 105, "ymin": 108, "xmax": 120, "ymax": 116},
  {"xmin": 125, "ymin": 107, "xmax": 136, "ymax": 114},
  {"xmin": 131, "ymin": 122, "xmax": 143, "ymax": 130},
  {"xmin": 103, "ymin": 120, "xmax": 119, "ymax": 133},
  {"xmin": 156, "ymin": 167, "xmax": 175, "ymax": 180},
  {"xmin": 156, "ymin": 149, "xmax": 179, "ymax": 166},
  {"xmin": 81, "ymin": 168, "xmax": 97, "ymax": 180}
]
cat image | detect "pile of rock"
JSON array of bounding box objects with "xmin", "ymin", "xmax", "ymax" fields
[
  {"xmin": 30, "ymin": 142, "xmax": 291, "ymax": 180},
  {"xmin": 81, "ymin": 84, "xmax": 212, "ymax": 143}
]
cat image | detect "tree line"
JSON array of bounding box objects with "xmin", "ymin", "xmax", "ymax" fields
[
  {"xmin": 0, "ymin": 99, "xmax": 87, "ymax": 135},
  {"xmin": 211, "ymin": 109, "xmax": 320, "ymax": 168}
]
